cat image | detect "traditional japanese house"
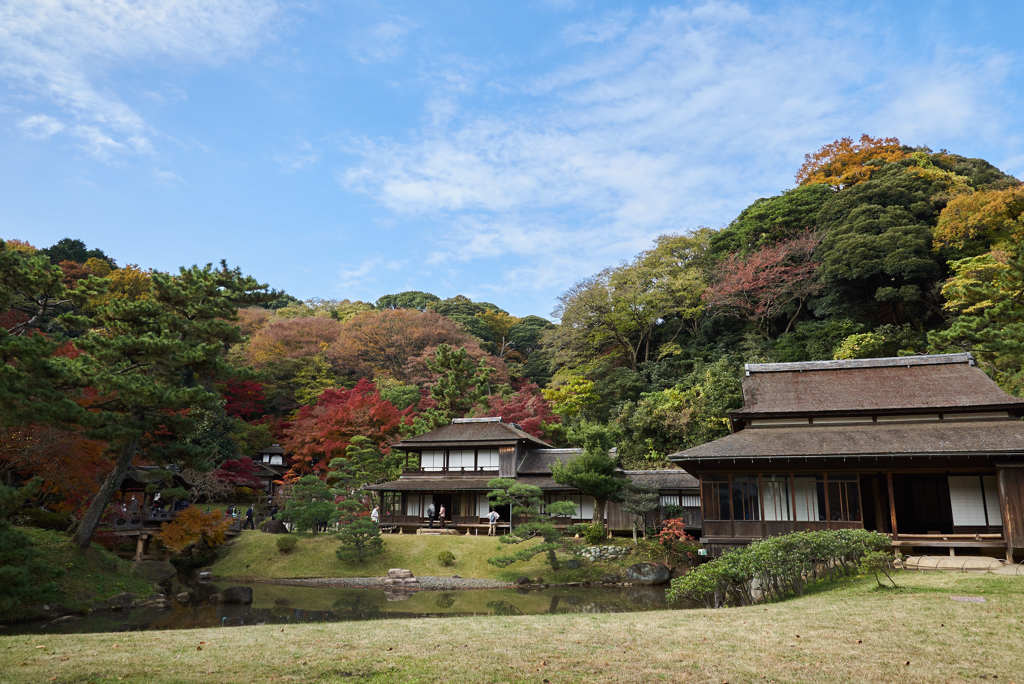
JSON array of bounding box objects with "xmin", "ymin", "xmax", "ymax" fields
[
  {"xmin": 668, "ymin": 353, "xmax": 1024, "ymax": 561},
  {"xmin": 255, "ymin": 444, "xmax": 288, "ymax": 497},
  {"xmin": 368, "ymin": 417, "xmax": 699, "ymax": 533}
]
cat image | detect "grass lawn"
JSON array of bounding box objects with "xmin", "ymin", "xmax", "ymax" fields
[
  {"xmin": 5, "ymin": 528, "xmax": 155, "ymax": 621},
  {"xmin": 210, "ymin": 530, "xmax": 616, "ymax": 582},
  {"xmin": 1, "ymin": 571, "xmax": 1021, "ymax": 682}
]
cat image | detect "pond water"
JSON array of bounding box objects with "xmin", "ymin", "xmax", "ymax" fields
[{"xmin": 4, "ymin": 583, "xmax": 674, "ymax": 635}]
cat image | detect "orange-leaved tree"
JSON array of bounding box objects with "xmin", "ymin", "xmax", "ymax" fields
[
  {"xmin": 159, "ymin": 506, "xmax": 232, "ymax": 554},
  {"xmin": 796, "ymin": 134, "xmax": 905, "ymax": 189}
]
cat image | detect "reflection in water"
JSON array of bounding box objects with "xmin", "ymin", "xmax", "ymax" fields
[{"xmin": 3, "ymin": 584, "xmax": 675, "ymax": 635}]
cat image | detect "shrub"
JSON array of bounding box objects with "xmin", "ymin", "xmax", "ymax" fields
[
  {"xmin": 438, "ymin": 550, "xmax": 456, "ymax": 567},
  {"xmin": 657, "ymin": 518, "xmax": 699, "ymax": 567},
  {"xmin": 859, "ymin": 550, "xmax": 898, "ymax": 588},
  {"xmin": 582, "ymin": 522, "xmax": 607, "ymax": 545},
  {"xmin": 276, "ymin": 535, "xmax": 297, "ymax": 554},
  {"xmin": 336, "ymin": 518, "xmax": 384, "ymax": 563},
  {"xmin": 14, "ymin": 508, "xmax": 71, "ymax": 532},
  {"xmin": 661, "ymin": 504, "xmax": 685, "ymax": 520},
  {"xmin": 666, "ymin": 529, "xmax": 890, "ymax": 608},
  {"xmin": 159, "ymin": 507, "xmax": 232, "ymax": 554}
]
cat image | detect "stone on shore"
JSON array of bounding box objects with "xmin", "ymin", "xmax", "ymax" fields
[{"xmin": 626, "ymin": 562, "xmax": 671, "ymax": 585}]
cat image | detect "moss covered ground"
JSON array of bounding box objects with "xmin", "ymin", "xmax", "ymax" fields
[
  {"xmin": 7, "ymin": 528, "xmax": 154, "ymax": 621},
  {"xmin": 210, "ymin": 530, "xmax": 649, "ymax": 583}
]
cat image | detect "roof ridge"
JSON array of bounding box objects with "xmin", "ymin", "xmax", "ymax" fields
[{"xmin": 745, "ymin": 353, "xmax": 974, "ymax": 374}]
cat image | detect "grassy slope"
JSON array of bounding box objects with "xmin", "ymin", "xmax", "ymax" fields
[
  {"xmin": 12, "ymin": 529, "xmax": 154, "ymax": 619},
  {"xmin": 2, "ymin": 572, "xmax": 1022, "ymax": 682},
  {"xmin": 210, "ymin": 531, "xmax": 617, "ymax": 582}
]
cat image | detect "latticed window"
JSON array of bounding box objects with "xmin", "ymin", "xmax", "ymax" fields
[{"xmin": 702, "ymin": 479, "xmax": 730, "ymax": 520}]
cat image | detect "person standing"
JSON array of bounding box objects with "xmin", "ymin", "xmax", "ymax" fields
[
  {"xmin": 487, "ymin": 509, "xmax": 500, "ymax": 536},
  {"xmin": 244, "ymin": 505, "xmax": 255, "ymax": 530},
  {"xmin": 426, "ymin": 502, "xmax": 436, "ymax": 528},
  {"xmin": 370, "ymin": 506, "xmax": 380, "ymax": 524},
  {"xmin": 438, "ymin": 505, "xmax": 447, "ymax": 529}
]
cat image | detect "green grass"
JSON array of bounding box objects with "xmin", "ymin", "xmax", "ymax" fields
[
  {"xmin": 211, "ymin": 531, "xmax": 559, "ymax": 581},
  {"xmin": 1, "ymin": 572, "xmax": 1022, "ymax": 682},
  {"xmin": 9, "ymin": 529, "xmax": 155, "ymax": 620}
]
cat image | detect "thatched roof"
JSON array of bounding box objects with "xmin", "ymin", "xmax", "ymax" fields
[
  {"xmin": 734, "ymin": 353, "xmax": 1024, "ymax": 417},
  {"xmin": 669, "ymin": 418, "xmax": 1024, "ymax": 463},
  {"xmin": 624, "ymin": 470, "xmax": 698, "ymax": 490},
  {"xmin": 517, "ymin": 448, "xmax": 582, "ymax": 474},
  {"xmin": 393, "ymin": 417, "xmax": 553, "ymax": 450}
]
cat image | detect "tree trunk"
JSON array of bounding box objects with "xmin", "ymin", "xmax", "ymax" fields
[
  {"xmin": 73, "ymin": 438, "xmax": 137, "ymax": 549},
  {"xmin": 593, "ymin": 498, "xmax": 606, "ymax": 525}
]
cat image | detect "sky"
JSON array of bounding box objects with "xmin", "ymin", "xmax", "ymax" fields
[{"xmin": 2, "ymin": 1, "xmax": 1023, "ymax": 318}]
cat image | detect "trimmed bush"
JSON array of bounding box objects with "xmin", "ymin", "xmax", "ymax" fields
[
  {"xmin": 336, "ymin": 518, "xmax": 384, "ymax": 563},
  {"xmin": 276, "ymin": 535, "xmax": 297, "ymax": 554},
  {"xmin": 666, "ymin": 529, "xmax": 890, "ymax": 608},
  {"xmin": 438, "ymin": 550, "xmax": 456, "ymax": 567},
  {"xmin": 582, "ymin": 522, "xmax": 606, "ymax": 545}
]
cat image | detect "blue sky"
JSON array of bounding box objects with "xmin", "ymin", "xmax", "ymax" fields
[{"xmin": 2, "ymin": 1, "xmax": 1023, "ymax": 318}]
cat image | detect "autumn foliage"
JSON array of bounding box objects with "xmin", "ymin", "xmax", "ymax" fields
[
  {"xmin": 0, "ymin": 425, "xmax": 111, "ymax": 513},
  {"xmin": 213, "ymin": 457, "xmax": 261, "ymax": 488},
  {"xmin": 934, "ymin": 184, "xmax": 1024, "ymax": 249},
  {"xmin": 796, "ymin": 134, "xmax": 906, "ymax": 189},
  {"xmin": 158, "ymin": 506, "xmax": 232, "ymax": 553},
  {"xmin": 282, "ymin": 378, "xmax": 410, "ymax": 478},
  {"xmin": 704, "ymin": 232, "xmax": 822, "ymax": 334},
  {"xmin": 484, "ymin": 382, "xmax": 560, "ymax": 441},
  {"xmin": 328, "ymin": 309, "xmax": 492, "ymax": 382}
]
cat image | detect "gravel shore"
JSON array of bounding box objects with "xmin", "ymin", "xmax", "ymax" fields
[{"xmin": 242, "ymin": 576, "xmax": 514, "ymax": 590}]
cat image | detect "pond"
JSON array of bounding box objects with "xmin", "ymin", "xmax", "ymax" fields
[{"xmin": 3, "ymin": 583, "xmax": 675, "ymax": 635}]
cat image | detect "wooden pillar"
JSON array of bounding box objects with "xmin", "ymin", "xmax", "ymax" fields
[
  {"xmin": 996, "ymin": 467, "xmax": 1018, "ymax": 564},
  {"xmin": 134, "ymin": 533, "xmax": 147, "ymax": 561},
  {"xmin": 887, "ymin": 472, "xmax": 899, "ymax": 537}
]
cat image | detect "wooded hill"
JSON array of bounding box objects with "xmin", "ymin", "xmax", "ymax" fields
[{"xmin": 2, "ymin": 136, "xmax": 1023, "ymax": 531}]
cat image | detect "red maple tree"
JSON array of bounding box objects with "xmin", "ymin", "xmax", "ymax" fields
[
  {"xmin": 281, "ymin": 378, "xmax": 411, "ymax": 478},
  {"xmin": 704, "ymin": 232, "xmax": 822, "ymax": 335},
  {"xmin": 484, "ymin": 382, "xmax": 560, "ymax": 442}
]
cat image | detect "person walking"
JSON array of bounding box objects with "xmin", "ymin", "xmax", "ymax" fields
[
  {"xmin": 426, "ymin": 502, "xmax": 436, "ymax": 529},
  {"xmin": 438, "ymin": 505, "xmax": 447, "ymax": 529},
  {"xmin": 487, "ymin": 509, "xmax": 500, "ymax": 536},
  {"xmin": 244, "ymin": 505, "xmax": 255, "ymax": 530}
]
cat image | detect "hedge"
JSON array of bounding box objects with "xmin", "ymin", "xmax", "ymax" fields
[{"xmin": 666, "ymin": 529, "xmax": 891, "ymax": 607}]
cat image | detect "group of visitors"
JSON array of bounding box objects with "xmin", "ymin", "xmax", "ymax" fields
[
  {"xmin": 366, "ymin": 503, "xmax": 501, "ymax": 534},
  {"xmin": 225, "ymin": 504, "xmax": 256, "ymax": 530}
]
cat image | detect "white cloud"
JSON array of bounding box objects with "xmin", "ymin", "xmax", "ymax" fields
[
  {"xmin": 17, "ymin": 114, "xmax": 64, "ymax": 139},
  {"xmin": 341, "ymin": 1, "xmax": 1020, "ymax": 303},
  {"xmin": 275, "ymin": 140, "xmax": 320, "ymax": 173},
  {"xmin": 562, "ymin": 10, "xmax": 633, "ymax": 45},
  {"xmin": 154, "ymin": 168, "xmax": 184, "ymax": 185},
  {"xmin": 337, "ymin": 257, "xmax": 406, "ymax": 294},
  {"xmin": 352, "ymin": 17, "xmax": 416, "ymax": 64},
  {"xmin": 0, "ymin": 0, "xmax": 279, "ymax": 157}
]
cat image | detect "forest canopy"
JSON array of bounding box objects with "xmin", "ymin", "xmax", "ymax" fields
[{"xmin": 3, "ymin": 136, "xmax": 1022, "ymax": 542}]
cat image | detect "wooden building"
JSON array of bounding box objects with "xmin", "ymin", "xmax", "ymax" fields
[
  {"xmin": 368, "ymin": 417, "xmax": 699, "ymax": 533},
  {"xmin": 255, "ymin": 444, "xmax": 288, "ymax": 498},
  {"xmin": 668, "ymin": 353, "xmax": 1024, "ymax": 561}
]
